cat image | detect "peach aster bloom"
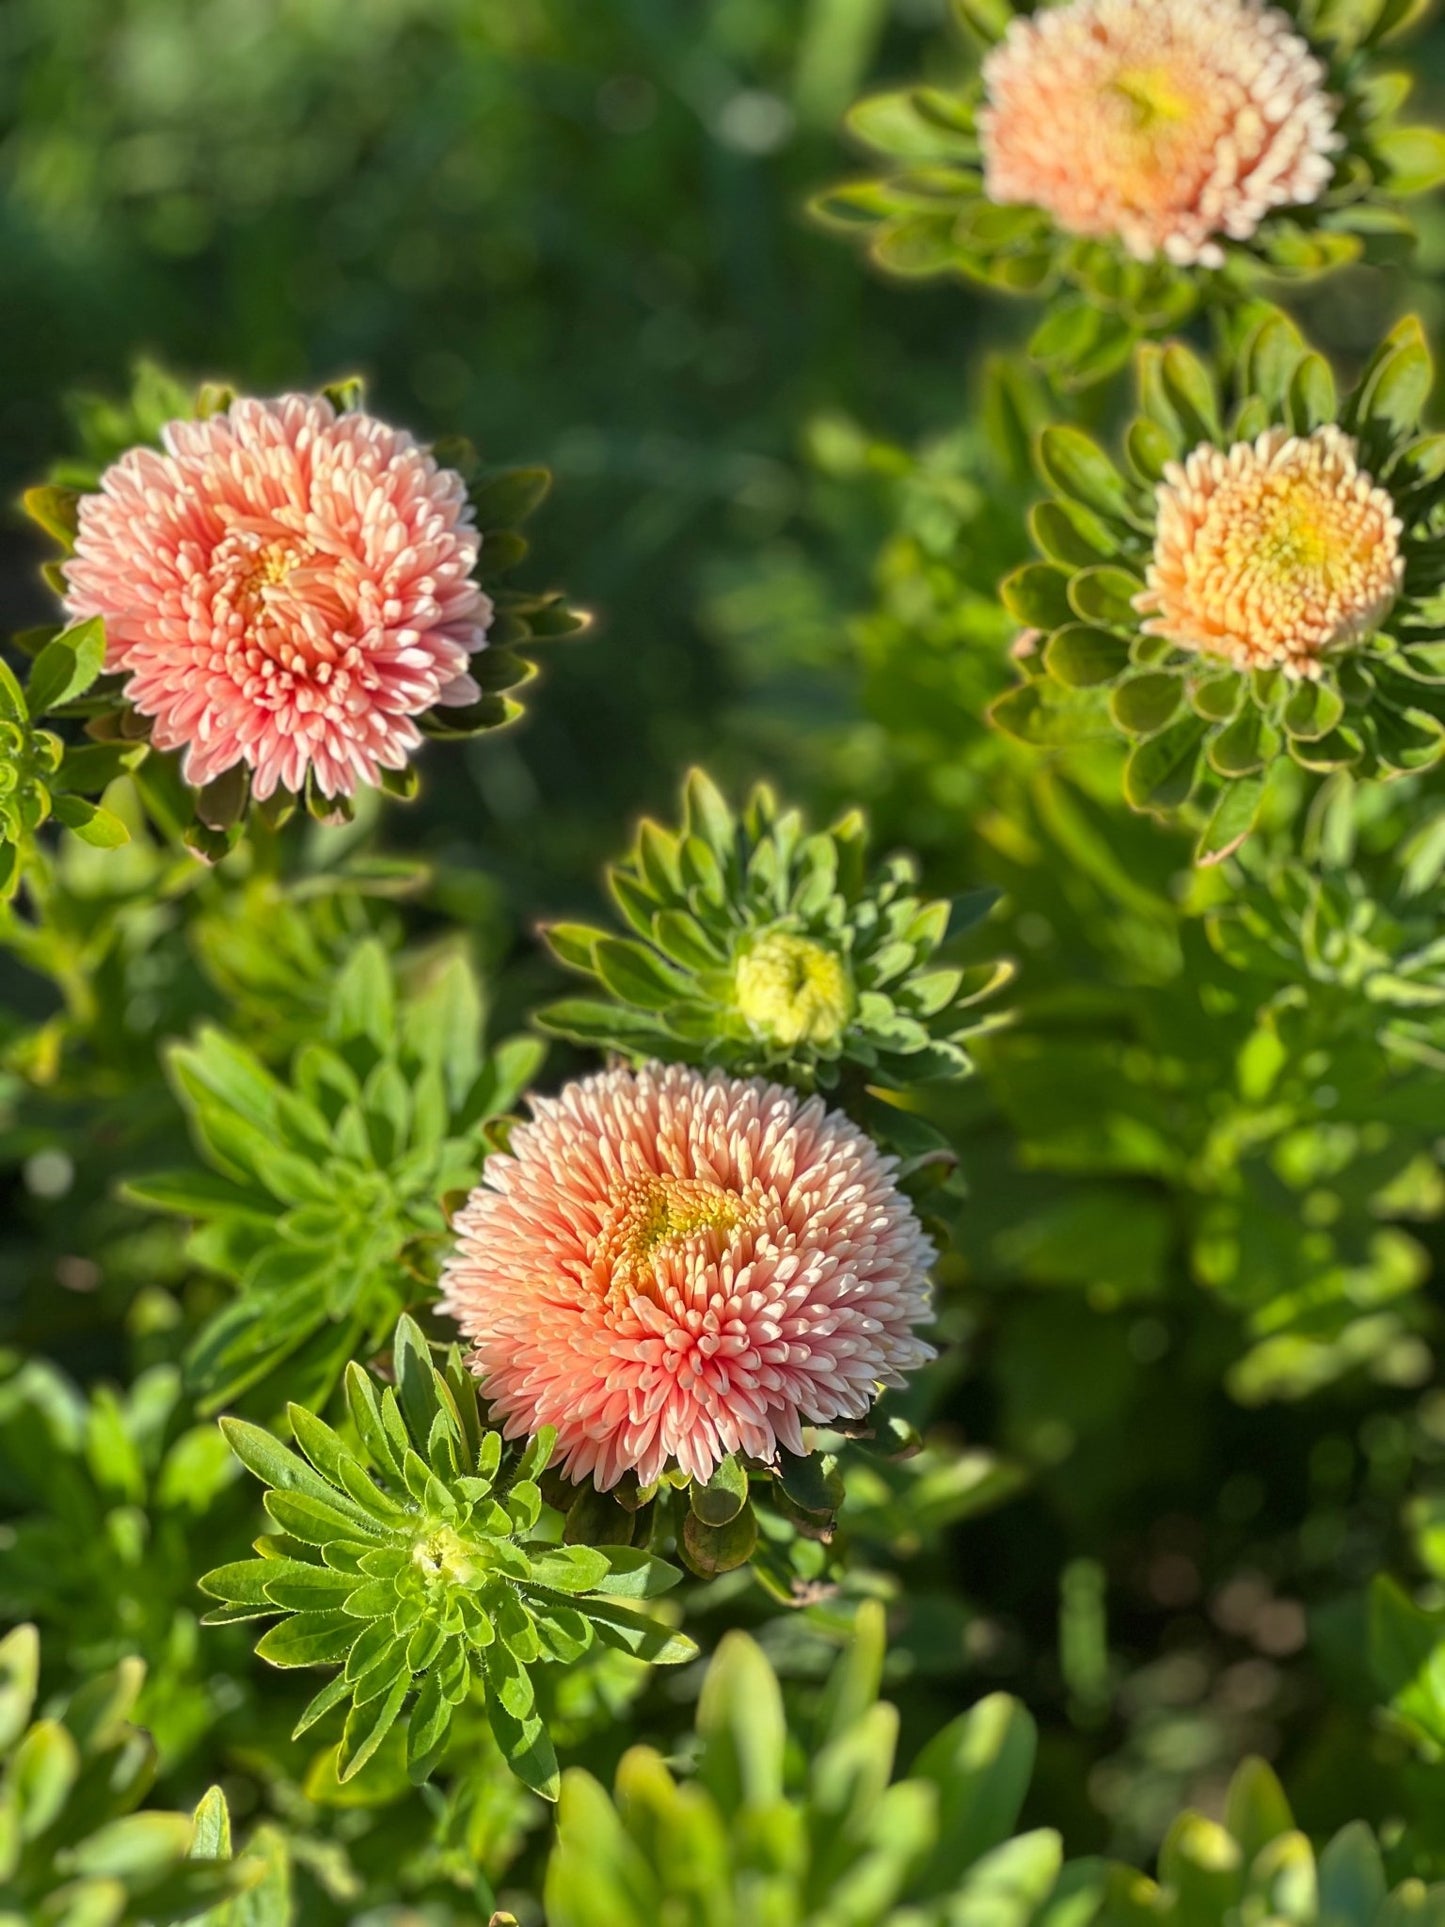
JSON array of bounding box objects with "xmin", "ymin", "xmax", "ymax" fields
[
  {"xmin": 440, "ymin": 1063, "xmax": 936, "ymax": 1490},
  {"xmin": 64, "ymin": 395, "xmax": 488, "ymax": 800},
  {"xmin": 1136, "ymin": 426, "xmax": 1404, "ymax": 677},
  {"xmin": 979, "ymin": 0, "xmax": 1341, "ymax": 268}
]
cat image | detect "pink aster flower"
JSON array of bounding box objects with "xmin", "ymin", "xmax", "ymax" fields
[
  {"xmin": 63, "ymin": 395, "xmax": 488, "ymax": 800},
  {"xmin": 1137, "ymin": 426, "xmax": 1404, "ymax": 677},
  {"xmin": 440, "ymin": 1063, "xmax": 936, "ymax": 1490},
  {"xmin": 979, "ymin": 0, "xmax": 1341, "ymax": 268}
]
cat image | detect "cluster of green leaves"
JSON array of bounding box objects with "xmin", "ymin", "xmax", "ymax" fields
[
  {"xmin": 812, "ymin": 0, "xmax": 1445, "ymax": 384},
  {"xmin": 946, "ymin": 769, "xmax": 1444, "ymax": 1403},
  {"xmin": 540, "ymin": 768, "xmax": 1010, "ymax": 1106},
  {"xmin": 993, "ymin": 312, "xmax": 1445, "ymax": 860},
  {"xmin": 0, "ymin": 616, "xmax": 138, "ymax": 902},
  {"xmin": 547, "ymin": 1599, "xmax": 1443, "ymax": 1927},
  {"xmin": 1097, "ymin": 1746, "xmax": 1445, "ymax": 1927},
  {"xmin": 125, "ymin": 936, "xmax": 543, "ymax": 1414},
  {"xmin": 0, "ymin": 1622, "xmax": 267, "ymax": 1925},
  {"xmin": 545, "ymin": 1601, "xmax": 1072, "ymax": 1927},
  {"xmin": 200, "ymin": 1316, "xmax": 695, "ymax": 1799},
  {"xmin": 1210, "ymin": 853, "xmax": 1445, "ymax": 1073},
  {"xmin": 17, "ymin": 367, "xmax": 586, "ymax": 858},
  {"xmin": 0, "ymin": 1354, "xmax": 245, "ymax": 1766}
]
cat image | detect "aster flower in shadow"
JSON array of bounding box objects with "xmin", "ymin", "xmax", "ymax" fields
[
  {"xmin": 20, "ymin": 364, "xmax": 584, "ymax": 859},
  {"xmin": 811, "ymin": 0, "xmax": 1445, "ymax": 384},
  {"xmin": 537, "ymin": 769, "xmax": 1012, "ymax": 1113},
  {"xmin": 990, "ymin": 310, "xmax": 1445, "ymax": 861}
]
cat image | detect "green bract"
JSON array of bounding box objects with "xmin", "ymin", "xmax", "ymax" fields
[
  {"xmin": 125, "ymin": 936, "xmax": 544, "ymax": 1413},
  {"xmin": 199, "ymin": 1316, "xmax": 695, "ymax": 1799},
  {"xmin": 539, "ymin": 768, "xmax": 1010, "ymax": 1095},
  {"xmin": 811, "ymin": 0, "xmax": 1445, "ymax": 385},
  {"xmin": 992, "ymin": 313, "xmax": 1445, "ymax": 861},
  {"xmin": 0, "ymin": 1624, "xmax": 260, "ymax": 1926},
  {"xmin": 21, "ymin": 366, "xmax": 586, "ymax": 857}
]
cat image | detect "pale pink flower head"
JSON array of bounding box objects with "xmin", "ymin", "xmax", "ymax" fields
[
  {"xmin": 1136, "ymin": 426, "xmax": 1404, "ymax": 678},
  {"xmin": 440, "ymin": 1063, "xmax": 937, "ymax": 1490},
  {"xmin": 979, "ymin": 0, "xmax": 1342, "ymax": 269},
  {"xmin": 63, "ymin": 395, "xmax": 489, "ymax": 800}
]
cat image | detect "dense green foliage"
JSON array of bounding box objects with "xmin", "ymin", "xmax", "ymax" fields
[{"xmin": 4, "ymin": 2, "xmax": 1445, "ymax": 1923}]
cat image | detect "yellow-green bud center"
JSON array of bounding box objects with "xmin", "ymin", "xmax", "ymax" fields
[{"xmin": 733, "ymin": 932, "xmax": 853, "ymax": 1048}]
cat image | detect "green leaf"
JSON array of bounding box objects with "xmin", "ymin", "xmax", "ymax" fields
[
  {"xmin": 1044, "ymin": 624, "xmax": 1132, "ymax": 690},
  {"xmin": 12, "ymin": 1719, "xmax": 80, "ymax": 1840},
  {"xmin": 543, "ymin": 922, "xmax": 603, "ymax": 972},
  {"xmin": 911, "ymin": 1694, "xmax": 1037, "ymax": 1891},
  {"xmin": 1224, "ymin": 1759, "xmax": 1294, "ymax": 1861},
  {"xmin": 22, "ymin": 485, "xmax": 82, "ymax": 552},
  {"xmin": 1122, "ymin": 714, "xmax": 1206, "ymax": 813},
  {"xmin": 953, "ymin": 0, "xmax": 1013, "ymax": 43},
  {"xmin": 1111, "ymin": 673, "xmax": 1184, "ymax": 737},
  {"xmin": 990, "ymin": 679, "xmax": 1115, "ymax": 747},
  {"xmin": 255, "ymin": 1610, "xmax": 359, "ymax": 1669},
  {"xmin": 1370, "ymin": 1574, "xmax": 1445, "ymax": 1747},
  {"xmin": 406, "ymin": 1668, "xmax": 454, "ymax": 1780},
  {"xmin": 1161, "ymin": 344, "xmax": 1222, "ymax": 445},
  {"xmin": 469, "ymin": 466, "xmax": 553, "ymax": 530},
  {"xmin": 1352, "ymin": 317, "xmax": 1434, "ymax": 445},
  {"xmin": 1282, "ymin": 678, "xmax": 1345, "ymax": 743},
  {"xmin": 1319, "ymin": 1823, "xmax": 1389, "ymax": 1927},
  {"xmin": 0, "ymin": 1625, "xmax": 40, "ymax": 1750},
  {"xmin": 1376, "ymin": 127, "xmax": 1445, "ymax": 195},
  {"xmin": 1000, "ymin": 563, "xmax": 1074, "ymax": 629},
  {"xmin": 536, "ymin": 999, "xmax": 676, "ymax": 1050},
  {"xmin": 25, "ymin": 620, "xmax": 107, "ymax": 718},
  {"xmin": 680, "ymin": 767, "xmax": 736, "ymax": 858},
  {"xmin": 61, "ymin": 1811, "xmax": 194, "ymax": 1881},
  {"xmin": 580, "ymin": 1599, "xmax": 699, "ymax": 1666},
  {"xmin": 393, "ymin": 1314, "xmax": 443, "ymax": 1450},
  {"xmin": 49, "ymin": 794, "xmax": 130, "ymax": 848},
  {"xmin": 1037, "ymin": 427, "xmax": 1135, "ymax": 524},
  {"xmin": 338, "ymin": 1671, "xmax": 411, "ymax": 1781},
  {"xmin": 586, "ymin": 1547, "xmax": 683, "ymax": 1600},
  {"xmin": 1029, "ymin": 500, "xmax": 1116, "ymax": 568},
  {"xmin": 1290, "ymin": 354, "xmax": 1338, "ymax": 432},
  {"xmin": 1196, "ymin": 778, "xmax": 1265, "ymax": 867},
  {"xmin": 689, "ymin": 1453, "xmax": 749, "ymax": 1526},
  {"xmin": 681, "ymin": 1504, "xmax": 759, "ymax": 1576},
  {"xmin": 527, "ymin": 1545, "xmax": 614, "ymax": 1595},
  {"xmin": 1067, "ymin": 566, "xmax": 1143, "ymax": 628},
  {"xmin": 1207, "ymin": 709, "xmax": 1276, "ymax": 778},
  {"xmin": 592, "ymin": 937, "xmax": 691, "ymax": 1011},
  {"xmin": 220, "ymin": 1417, "xmax": 360, "ymax": 1513},
  {"xmin": 845, "ymin": 88, "xmax": 977, "ymax": 159},
  {"xmin": 188, "ymin": 1785, "xmax": 233, "ymax": 1862},
  {"xmin": 483, "ymin": 1644, "xmax": 559, "ymax": 1801},
  {"xmin": 697, "ymin": 1631, "xmax": 786, "ymax": 1813},
  {"xmin": 332, "ymin": 938, "xmax": 396, "ymax": 1050}
]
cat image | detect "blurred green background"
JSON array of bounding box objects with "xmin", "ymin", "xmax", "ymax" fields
[{"xmin": 6, "ymin": 0, "xmax": 1445, "ymax": 1896}]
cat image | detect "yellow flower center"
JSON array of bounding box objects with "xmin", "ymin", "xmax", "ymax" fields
[
  {"xmin": 596, "ymin": 1173, "xmax": 753, "ymax": 1296},
  {"xmin": 733, "ymin": 932, "xmax": 854, "ymax": 1048},
  {"xmin": 1108, "ymin": 66, "xmax": 1192, "ymax": 132}
]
